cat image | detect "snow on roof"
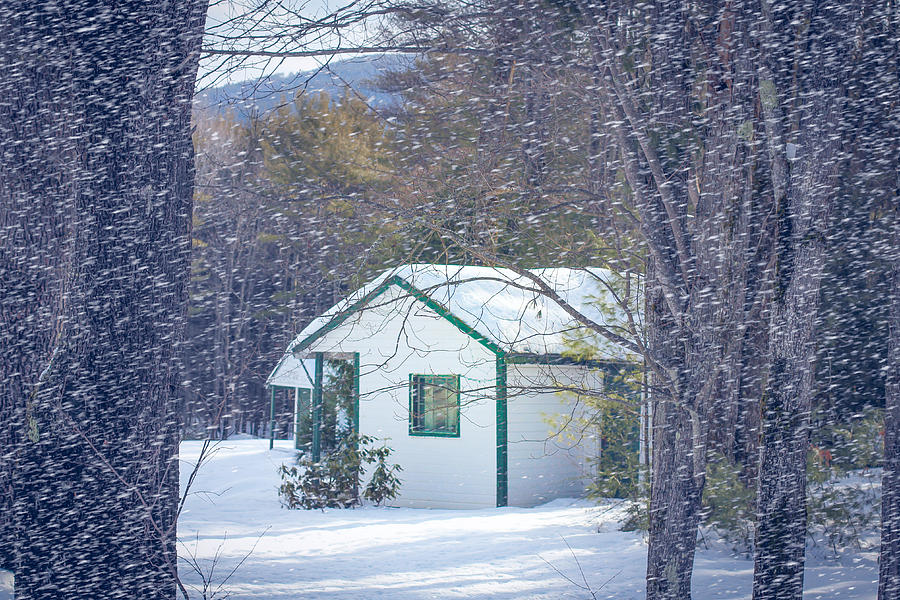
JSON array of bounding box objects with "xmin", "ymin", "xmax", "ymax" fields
[{"xmin": 283, "ymin": 263, "xmax": 639, "ymax": 361}]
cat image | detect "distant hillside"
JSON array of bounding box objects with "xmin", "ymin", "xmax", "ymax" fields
[{"xmin": 195, "ymin": 54, "xmax": 412, "ymax": 118}]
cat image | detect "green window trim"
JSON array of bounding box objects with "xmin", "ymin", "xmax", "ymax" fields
[{"xmin": 408, "ymin": 374, "xmax": 461, "ymax": 437}]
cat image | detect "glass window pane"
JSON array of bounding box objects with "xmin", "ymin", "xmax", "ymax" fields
[{"xmin": 410, "ymin": 375, "xmax": 459, "ymax": 435}]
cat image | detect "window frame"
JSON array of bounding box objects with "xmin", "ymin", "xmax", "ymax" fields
[{"xmin": 408, "ymin": 374, "xmax": 461, "ymax": 437}]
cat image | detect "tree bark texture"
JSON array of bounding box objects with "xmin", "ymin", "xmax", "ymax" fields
[
  {"xmin": 0, "ymin": 2, "xmax": 206, "ymax": 598},
  {"xmin": 752, "ymin": 5, "xmax": 848, "ymax": 592},
  {"xmin": 641, "ymin": 4, "xmax": 760, "ymax": 598},
  {"xmin": 645, "ymin": 269, "xmax": 712, "ymax": 600},
  {"xmin": 877, "ymin": 4, "xmax": 900, "ymax": 596},
  {"xmin": 0, "ymin": 4, "xmax": 72, "ymax": 567},
  {"xmin": 881, "ymin": 223, "xmax": 900, "ymax": 599}
]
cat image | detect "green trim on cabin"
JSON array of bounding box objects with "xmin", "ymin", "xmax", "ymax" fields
[
  {"xmin": 286, "ymin": 272, "xmax": 515, "ymax": 508},
  {"xmin": 288, "ymin": 275, "xmax": 505, "ymax": 357},
  {"xmin": 389, "ymin": 277, "xmax": 504, "ymax": 356},
  {"xmin": 269, "ymin": 386, "xmax": 276, "ymax": 450},
  {"xmin": 353, "ymin": 352, "xmax": 360, "ymax": 436},
  {"xmin": 495, "ymin": 356, "xmax": 508, "ymax": 507},
  {"xmin": 311, "ymin": 353, "xmax": 324, "ymax": 462},
  {"xmin": 408, "ymin": 374, "xmax": 462, "ymax": 437},
  {"xmin": 505, "ymin": 352, "xmax": 629, "ymax": 368}
]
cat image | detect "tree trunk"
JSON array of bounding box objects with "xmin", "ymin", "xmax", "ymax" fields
[
  {"xmin": 1, "ymin": 2, "xmax": 206, "ymax": 598},
  {"xmin": 879, "ymin": 222, "xmax": 900, "ymax": 599},
  {"xmin": 735, "ymin": 315, "xmax": 767, "ymax": 484},
  {"xmin": 643, "ymin": 8, "xmax": 758, "ymax": 594},
  {"xmin": 646, "ymin": 380, "xmax": 707, "ymax": 598},
  {"xmin": 752, "ymin": 263, "xmax": 824, "ymax": 598},
  {"xmin": 644, "ymin": 255, "xmax": 718, "ymax": 600},
  {"xmin": 0, "ymin": 4, "xmax": 71, "ymax": 567},
  {"xmin": 877, "ymin": 4, "xmax": 900, "ymax": 595},
  {"xmin": 752, "ymin": 67, "xmax": 843, "ymax": 600}
]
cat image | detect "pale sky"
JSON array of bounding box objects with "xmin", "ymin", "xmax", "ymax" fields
[{"xmin": 200, "ymin": 0, "xmax": 375, "ymax": 86}]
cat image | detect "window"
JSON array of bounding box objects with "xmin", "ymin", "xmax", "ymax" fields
[{"xmin": 409, "ymin": 374, "xmax": 461, "ymax": 437}]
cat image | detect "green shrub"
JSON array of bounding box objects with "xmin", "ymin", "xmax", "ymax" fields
[
  {"xmin": 362, "ymin": 443, "xmax": 403, "ymax": 505},
  {"xmin": 279, "ymin": 434, "xmax": 402, "ymax": 509},
  {"xmin": 585, "ymin": 367, "xmax": 642, "ymax": 500},
  {"xmin": 806, "ymin": 475, "xmax": 880, "ymax": 557},
  {"xmin": 619, "ymin": 492, "xmax": 650, "ymax": 533},
  {"xmin": 700, "ymin": 454, "xmax": 756, "ymax": 553},
  {"xmin": 586, "ymin": 405, "xmax": 641, "ymax": 500},
  {"xmin": 809, "ymin": 405, "xmax": 883, "ymax": 472}
]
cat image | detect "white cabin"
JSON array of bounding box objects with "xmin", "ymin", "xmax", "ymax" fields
[{"xmin": 267, "ymin": 264, "xmax": 638, "ymax": 509}]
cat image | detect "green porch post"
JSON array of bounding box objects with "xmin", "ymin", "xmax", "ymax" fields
[
  {"xmin": 496, "ymin": 355, "xmax": 508, "ymax": 507},
  {"xmin": 294, "ymin": 387, "xmax": 300, "ymax": 450},
  {"xmin": 269, "ymin": 386, "xmax": 276, "ymax": 450},
  {"xmin": 311, "ymin": 352, "xmax": 324, "ymax": 462},
  {"xmin": 353, "ymin": 352, "xmax": 360, "ymax": 436}
]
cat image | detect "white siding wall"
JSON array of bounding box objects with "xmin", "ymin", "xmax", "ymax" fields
[
  {"xmin": 309, "ymin": 284, "xmax": 498, "ymax": 509},
  {"xmin": 506, "ymin": 364, "xmax": 601, "ymax": 507}
]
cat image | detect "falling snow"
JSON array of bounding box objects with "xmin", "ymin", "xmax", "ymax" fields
[{"xmin": 1, "ymin": 1, "xmax": 897, "ymax": 599}]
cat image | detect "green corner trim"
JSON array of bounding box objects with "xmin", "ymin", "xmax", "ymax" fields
[
  {"xmin": 496, "ymin": 356, "xmax": 508, "ymax": 507},
  {"xmin": 353, "ymin": 352, "xmax": 360, "ymax": 437},
  {"xmin": 311, "ymin": 352, "xmax": 324, "ymax": 462},
  {"xmin": 269, "ymin": 386, "xmax": 276, "ymax": 450}
]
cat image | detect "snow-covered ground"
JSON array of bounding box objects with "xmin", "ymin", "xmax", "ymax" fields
[
  {"xmin": 175, "ymin": 439, "xmax": 879, "ymax": 600},
  {"xmin": 0, "ymin": 571, "xmax": 11, "ymax": 600},
  {"xmin": 0, "ymin": 439, "xmax": 879, "ymax": 599}
]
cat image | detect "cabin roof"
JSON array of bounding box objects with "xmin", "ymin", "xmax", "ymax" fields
[{"xmin": 268, "ymin": 264, "xmax": 639, "ymax": 386}]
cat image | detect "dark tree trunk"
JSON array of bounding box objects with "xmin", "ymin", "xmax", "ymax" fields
[
  {"xmin": 752, "ymin": 245, "xmax": 827, "ymax": 598},
  {"xmin": 752, "ymin": 7, "xmax": 847, "ymax": 592},
  {"xmin": 880, "ymin": 221, "xmax": 900, "ymax": 600},
  {"xmin": 0, "ymin": 4, "xmax": 72, "ymax": 567},
  {"xmin": 731, "ymin": 150, "xmax": 771, "ymax": 486},
  {"xmin": 0, "ymin": 2, "xmax": 206, "ymax": 598},
  {"xmin": 877, "ymin": 4, "xmax": 900, "ymax": 596},
  {"xmin": 735, "ymin": 314, "xmax": 768, "ymax": 484},
  {"xmin": 645, "ymin": 294, "xmax": 711, "ymax": 599},
  {"xmin": 642, "ymin": 5, "xmax": 759, "ymax": 597}
]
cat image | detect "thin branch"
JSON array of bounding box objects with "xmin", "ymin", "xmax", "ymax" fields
[{"xmin": 201, "ymin": 45, "xmax": 492, "ymax": 58}]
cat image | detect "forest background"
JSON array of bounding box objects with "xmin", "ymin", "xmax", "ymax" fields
[
  {"xmin": 1, "ymin": 2, "xmax": 897, "ymax": 600},
  {"xmin": 186, "ymin": 53, "xmax": 888, "ymax": 454},
  {"xmin": 185, "ymin": 7, "xmax": 899, "ymax": 592}
]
